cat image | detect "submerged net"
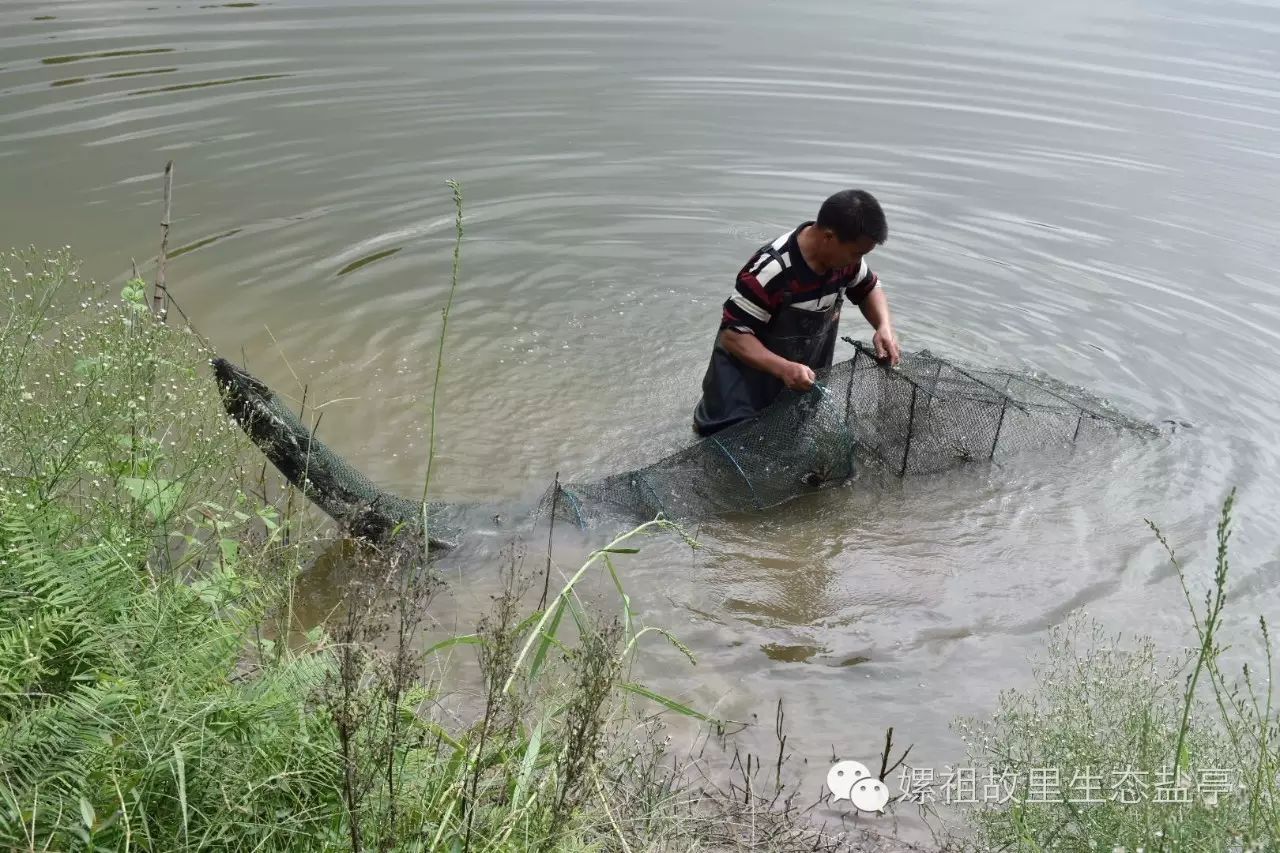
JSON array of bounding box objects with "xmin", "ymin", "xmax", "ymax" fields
[
  {"xmin": 212, "ymin": 341, "xmax": 1152, "ymax": 549},
  {"xmin": 540, "ymin": 339, "xmax": 1153, "ymax": 529}
]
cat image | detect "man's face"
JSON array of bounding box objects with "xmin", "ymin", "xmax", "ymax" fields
[{"xmin": 821, "ymin": 231, "xmax": 878, "ymax": 270}]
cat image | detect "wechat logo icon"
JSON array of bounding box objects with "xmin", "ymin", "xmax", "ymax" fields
[{"xmin": 827, "ymin": 760, "xmax": 890, "ymax": 813}]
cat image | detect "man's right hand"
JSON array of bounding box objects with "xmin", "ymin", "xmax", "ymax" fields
[
  {"xmin": 719, "ymin": 330, "xmax": 816, "ymax": 391},
  {"xmin": 777, "ymin": 360, "xmax": 816, "ymax": 391}
]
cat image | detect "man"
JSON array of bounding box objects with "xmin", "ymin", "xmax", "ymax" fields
[{"xmin": 692, "ymin": 189, "xmax": 901, "ymax": 436}]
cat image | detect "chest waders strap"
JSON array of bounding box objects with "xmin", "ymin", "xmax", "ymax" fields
[{"xmin": 762, "ymin": 244, "xmax": 789, "ymax": 281}]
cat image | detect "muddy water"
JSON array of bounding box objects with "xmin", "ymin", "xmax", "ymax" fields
[{"xmin": 3, "ymin": 0, "xmax": 1279, "ymax": 841}]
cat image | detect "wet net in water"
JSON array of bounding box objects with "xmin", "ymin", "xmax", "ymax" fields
[
  {"xmin": 213, "ymin": 341, "xmax": 1152, "ymax": 549},
  {"xmin": 539, "ymin": 339, "xmax": 1153, "ymax": 529},
  {"xmin": 212, "ymin": 357, "xmax": 463, "ymax": 549}
]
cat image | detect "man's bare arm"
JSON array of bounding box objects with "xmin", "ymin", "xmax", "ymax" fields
[
  {"xmin": 857, "ymin": 286, "xmax": 901, "ymax": 365},
  {"xmin": 719, "ymin": 329, "xmax": 815, "ymax": 390}
]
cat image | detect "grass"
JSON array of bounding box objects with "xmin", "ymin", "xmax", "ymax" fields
[
  {"xmin": 5, "ymin": 204, "xmax": 1275, "ymax": 853},
  {"xmin": 0, "ymin": 240, "xmax": 905, "ymax": 852},
  {"xmin": 949, "ymin": 491, "xmax": 1279, "ymax": 852}
]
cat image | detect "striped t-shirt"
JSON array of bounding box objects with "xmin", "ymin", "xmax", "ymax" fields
[{"xmin": 720, "ymin": 221, "xmax": 880, "ymax": 335}]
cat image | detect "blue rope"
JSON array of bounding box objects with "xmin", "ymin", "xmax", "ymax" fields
[
  {"xmin": 635, "ymin": 471, "xmax": 666, "ymax": 518},
  {"xmin": 709, "ymin": 435, "xmax": 763, "ymax": 511},
  {"xmin": 559, "ymin": 485, "xmax": 586, "ymax": 531},
  {"xmin": 810, "ymin": 382, "xmax": 858, "ymax": 477}
]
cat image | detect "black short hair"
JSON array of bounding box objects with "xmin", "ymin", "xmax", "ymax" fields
[{"xmin": 816, "ymin": 189, "xmax": 888, "ymax": 244}]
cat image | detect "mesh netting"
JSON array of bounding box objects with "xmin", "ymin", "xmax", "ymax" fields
[
  {"xmin": 211, "ymin": 357, "xmax": 463, "ymax": 549},
  {"xmin": 539, "ymin": 339, "xmax": 1154, "ymax": 529},
  {"xmin": 212, "ymin": 342, "xmax": 1152, "ymax": 549}
]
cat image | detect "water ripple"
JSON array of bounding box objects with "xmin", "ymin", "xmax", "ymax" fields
[{"xmin": 2, "ymin": 0, "xmax": 1278, "ymax": 806}]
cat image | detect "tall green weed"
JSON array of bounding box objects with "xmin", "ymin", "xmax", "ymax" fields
[{"xmin": 953, "ymin": 495, "xmax": 1277, "ymax": 852}]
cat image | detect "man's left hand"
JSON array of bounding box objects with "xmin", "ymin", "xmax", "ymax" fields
[{"xmin": 873, "ymin": 327, "xmax": 901, "ymax": 366}]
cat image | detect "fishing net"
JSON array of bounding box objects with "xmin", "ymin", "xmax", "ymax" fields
[
  {"xmin": 212, "ymin": 341, "xmax": 1151, "ymax": 548},
  {"xmin": 211, "ymin": 357, "xmax": 463, "ymax": 549},
  {"xmin": 539, "ymin": 339, "xmax": 1153, "ymax": 529}
]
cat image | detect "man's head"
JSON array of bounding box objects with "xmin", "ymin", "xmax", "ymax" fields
[{"xmin": 810, "ymin": 189, "xmax": 888, "ymax": 270}]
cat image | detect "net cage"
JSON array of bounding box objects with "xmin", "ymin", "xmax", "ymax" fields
[
  {"xmin": 212, "ymin": 342, "xmax": 1153, "ymax": 549},
  {"xmin": 539, "ymin": 339, "xmax": 1153, "ymax": 530}
]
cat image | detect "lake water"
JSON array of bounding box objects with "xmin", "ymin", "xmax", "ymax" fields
[{"xmin": 3, "ymin": 0, "xmax": 1278, "ymax": 842}]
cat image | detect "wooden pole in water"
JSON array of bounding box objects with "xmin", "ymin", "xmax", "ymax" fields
[
  {"xmin": 152, "ymin": 160, "xmax": 174, "ymax": 322},
  {"xmin": 900, "ymin": 384, "xmax": 918, "ymax": 477}
]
